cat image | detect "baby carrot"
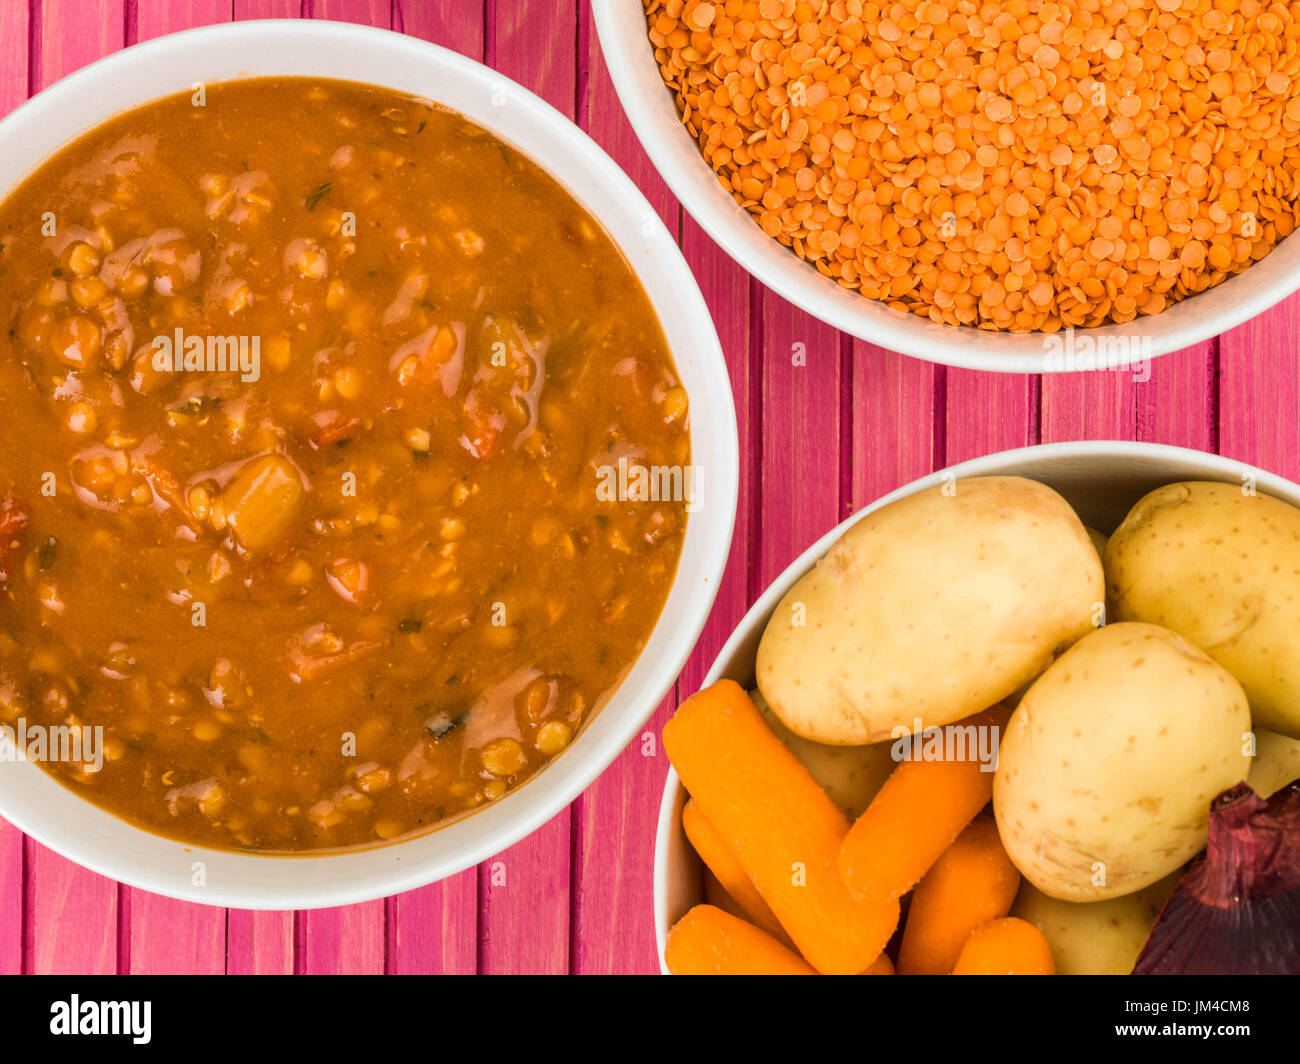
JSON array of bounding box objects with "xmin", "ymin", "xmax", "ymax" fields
[
  {"xmin": 663, "ymin": 681, "xmax": 899, "ymax": 975},
  {"xmin": 665, "ymin": 905, "xmax": 816, "ymax": 976},
  {"xmin": 683, "ymin": 798, "xmax": 794, "ymax": 949},
  {"xmin": 839, "ymin": 704, "xmax": 1011, "ymax": 903},
  {"xmin": 897, "ymin": 813, "xmax": 1021, "ymax": 974},
  {"xmin": 952, "ymin": 917, "xmax": 1056, "ymax": 975},
  {"xmin": 863, "ymin": 952, "xmax": 895, "ymax": 975}
]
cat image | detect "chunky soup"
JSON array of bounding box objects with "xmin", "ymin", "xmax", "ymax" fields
[{"xmin": 0, "ymin": 79, "xmax": 690, "ymax": 852}]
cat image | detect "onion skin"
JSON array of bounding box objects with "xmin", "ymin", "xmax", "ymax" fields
[{"xmin": 1133, "ymin": 780, "xmax": 1300, "ymax": 975}]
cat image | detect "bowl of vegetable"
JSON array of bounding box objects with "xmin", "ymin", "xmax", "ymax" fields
[
  {"xmin": 594, "ymin": 1, "xmax": 1300, "ymax": 372},
  {"xmin": 655, "ymin": 440, "xmax": 1300, "ymax": 975}
]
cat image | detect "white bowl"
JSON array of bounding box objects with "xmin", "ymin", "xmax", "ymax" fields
[
  {"xmin": 0, "ymin": 20, "xmax": 739, "ymax": 909},
  {"xmin": 593, "ymin": 1, "xmax": 1300, "ymax": 373},
  {"xmin": 653, "ymin": 440, "xmax": 1300, "ymax": 972}
]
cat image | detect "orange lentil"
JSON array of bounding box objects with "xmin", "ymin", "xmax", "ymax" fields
[{"xmin": 645, "ymin": 0, "xmax": 1300, "ymax": 331}]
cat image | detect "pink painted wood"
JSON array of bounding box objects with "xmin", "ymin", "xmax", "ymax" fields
[
  {"xmin": 0, "ymin": 0, "xmax": 27, "ymax": 981},
  {"xmin": 4, "ymin": 1, "xmax": 1298, "ymax": 976}
]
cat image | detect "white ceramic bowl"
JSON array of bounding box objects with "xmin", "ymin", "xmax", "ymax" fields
[
  {"xmin": 653, "ymin": 440, "xmax": 1300, "ymax": 971},
  {"xmin": 593, "ymin": 1, "xmax": 1300, "ymax": 373},
  {"xmin": 0, "ymin": 20, "xmax": 739, "ymax": 909}
]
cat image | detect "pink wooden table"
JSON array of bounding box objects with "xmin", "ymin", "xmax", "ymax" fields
[{"xmin": 0, "ymin": 0, "xmax": 1295, "ymax": 975}]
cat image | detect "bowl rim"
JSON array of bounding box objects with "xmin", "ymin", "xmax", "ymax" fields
[
  {"xmin": 0, "ymin": 19, "xmax": 740, "ymax": 909},
  {"xmin": 652, "ymin": 439, "xmax": 1300, "ymax": 971},
  {"xmin": 592, "ymin": 0, "xmax": 1300, "ymax": 374}
]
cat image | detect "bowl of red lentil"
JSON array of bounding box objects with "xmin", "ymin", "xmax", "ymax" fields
[
  {"xmin": 595, "ymin": 0, "xmax": 1300, "ymax": 371},
  {"xmin": 0, "ymin": 21, "xmax": 738, "ymax": 907}
]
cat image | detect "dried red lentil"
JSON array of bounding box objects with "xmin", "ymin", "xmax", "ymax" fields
[{"xmin": 646, "ymin": 0, "xmax": 1300, "ymax": 331}]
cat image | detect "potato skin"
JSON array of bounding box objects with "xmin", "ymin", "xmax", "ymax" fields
[
  {"xmin": 756, "ymin": 476, "xmax": 1102, "ymax": 745},
  {"xmin": 1106, "ymin": 481, "xmax": 1300, "ymax": 738},
  {"xmin": 994, "ymin": 622, "xmax": 1251, "ymax": 901},
  {"xmin": 1010, "ymin": 874, "xmax": 1178, "ymax": 975},
  {"xmin": 1248, "ymin": 729, "xmax": 1300, "ymax": 797}
]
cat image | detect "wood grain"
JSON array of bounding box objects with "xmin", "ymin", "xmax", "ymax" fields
[
  {"xmin": 0, "ymin": 0, "xmax": 29, "ymax": 980},
  {"xmin": 227, "ymin": 909, "xmax": 294, "ymax": 974},
  {"xmin": 7, "ymin": 0, "xmax": 1300, "ymax": 978},
  {"xmin": 375, "ymin": 0, "xmax": 487, "ymax": 978},
  {"xmin": 467, "ymin": 0, "xmax": 579, "ymax": 977},
  {"xmin": 944, "ymin": 371, "xmax": 1038, "ymax": 462},
  {"xmin": 119, "ymin": 0, "xmax": 236, "ymax": 978},
  {"xmin": 1220, "ymin": 293, "xmax": 1300, "ymax": 478},
  {"xmin": 23, "ymin": 0, "xmax": 128, "ymax": 979}
]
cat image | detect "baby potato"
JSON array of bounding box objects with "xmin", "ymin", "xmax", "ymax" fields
[
  {"xmin": 1248, "ymin": 729, "xmax": 1300, "ymax": 797},
  {"xmin": 1106, "ymin": 481, "xmax": 1300, "ymax": 738},
  {"xmin": 756, "ymin": 476, "xmax": 1102, "ymax": 744},
  {"xmin": 1085, "ymin": 526, "xmax": 1108, "ymax": 560},
  {"xmin": 1010, "ymin": 873, "xmax": 1179, "ymax": 975},
  {"xmin": 994, "ymin": 622, "xmax": 1251, "ymax": 902},
  {"xmin": 753, "ymin": 689, "xmax": 894, "ymax": 818}
]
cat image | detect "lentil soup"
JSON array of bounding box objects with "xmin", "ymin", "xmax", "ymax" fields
[{"xmin": 0, "ymin": 78, "xmax": 691, "ymax": 852}]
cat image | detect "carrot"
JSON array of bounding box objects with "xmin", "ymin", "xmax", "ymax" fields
[
  {"xmin": 702, "ymin": 868, "xmax": 748, "ymax": 921},
  {"xmin": 897, "ymin": 813, "xmax": 1021, "ymax": 974},
  {"xmin": 665, "ymin": 905, "xmax": 816, "ymax": 975},
  {"xmin": 838, "ymin": 704, "xmax": 1011, "ymax": 903},
  {"xmin": 863, "ymin": 952, "xmax": 895, "ymax": 975},
  {"xmin": 683, "ymin": 798, "xmax": 795, "ymax": 949},
  {"xmin": 952, "ymin": 916, "xmax": 1056, "ymax": 975},
  {"xmin": 663, "ymin": 681, "xmax": 899, "ymax": 975}
]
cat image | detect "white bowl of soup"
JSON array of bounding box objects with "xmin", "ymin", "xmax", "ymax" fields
[
  {"xmin": 652, "ymin": 441, "xmax": 1300, "ymax": 972},
  {"xmin": 0, "ymin": 20, "xmax": 738, "ymax": 908},
  {"xmin": 594, "ymin": 1, "xmax": 1300, "ymax": 373}
]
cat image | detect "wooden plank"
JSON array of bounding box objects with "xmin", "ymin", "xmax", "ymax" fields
[
  {"xmin": 489, "ymin": 0, "xmax": 577, "ymax": 109},
  {"xmin": 677, "ymin": 224, "xmax": 755, "ymax": 692},
  {"xmin": 24, "ymin": 840, "xmax": 118, "ymax": 974},
  {"xmin": 127, "ymin": 891, "xmax": 225, "ymax": 974},
  {"xmin": 477, "ymin": 814, "xmax": 570, "ymax": 973},
  {"xmin": 226, "ymin": 910, "xmax": 294, "ymax": 974},
  {"xmin": 567, "ymin": 4, "xmax": 682, "ymax": 975},
  {"xmin": 1136, "ymin": 343, "xmax": 1216, "ymax": 453},
  {"xmin": 1041, "ymin": 372, "xmax": 1136, "ymax": 443},
  {"xmin": 385, "ymin": 871, "xmax": 477, "ymax": 974},
  {"xmin": 21, "ymin": 0, "xmax": 126, "ymax": 977},
  {"xmin": 312, "ymin": 0, "xmax": 392, "ymax": 25},
  {"xmin": 944, "ymin": 371, "xmax": 1038, "ymax": 462},
  {"xmin": 36, "ymin": 0, "xmax": 125, "ymax": 85},
  {"xmin": 0, "ymin": 820, "xmax": 20, "ymax": 974},
  {"xmin": 466, "ymin": 0, "xmax": 580, "ymax": 977},
  {"xmin": 396, "ymin": 0, "xmax": 483, "ymax": 56},
  {"xmin": 235, "ymin": 0, "xmax": 397, "ymax": 979},
  {"xmin": 851, "ymin": 343, "xmax": 937, "ymax": 505},
  {"xmin": 294, "ymin": 904, "xmax": 385, "ymax": 974},
  {"xmin": 202, "ymin": 0, "xmax": 307, "ymax": 986},
  {"xmin": 1220, "ymin": 296, "xmax": 1300, "ymax": 478},
  {"xmin": 135, "ymin": 0, "xmax": 232, "ymax": 38},
  {"xmin": 758, "ymin": 296, "xmax": 843, "ymax": 586},
  {"xmin": 117, "ymin": 0, "xmax": 235, "ymax": 981},
  {"xmin": 0, "ymin": 0, "xmax": 29, "ymax": 985},
  {"xmin": 0, "ymin": 0, "xmax": 30, "ymax": 113},
  {"xmin": 569, "ymin": 696, "xmax": 671, "ymax": 975},
  {"xmin": 233, "ymin": 0, "xmax": 300, "ymax": 17},
  {"xmin": 366, "ymin": 0, "xmax": 488, "ymax": 978}
]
